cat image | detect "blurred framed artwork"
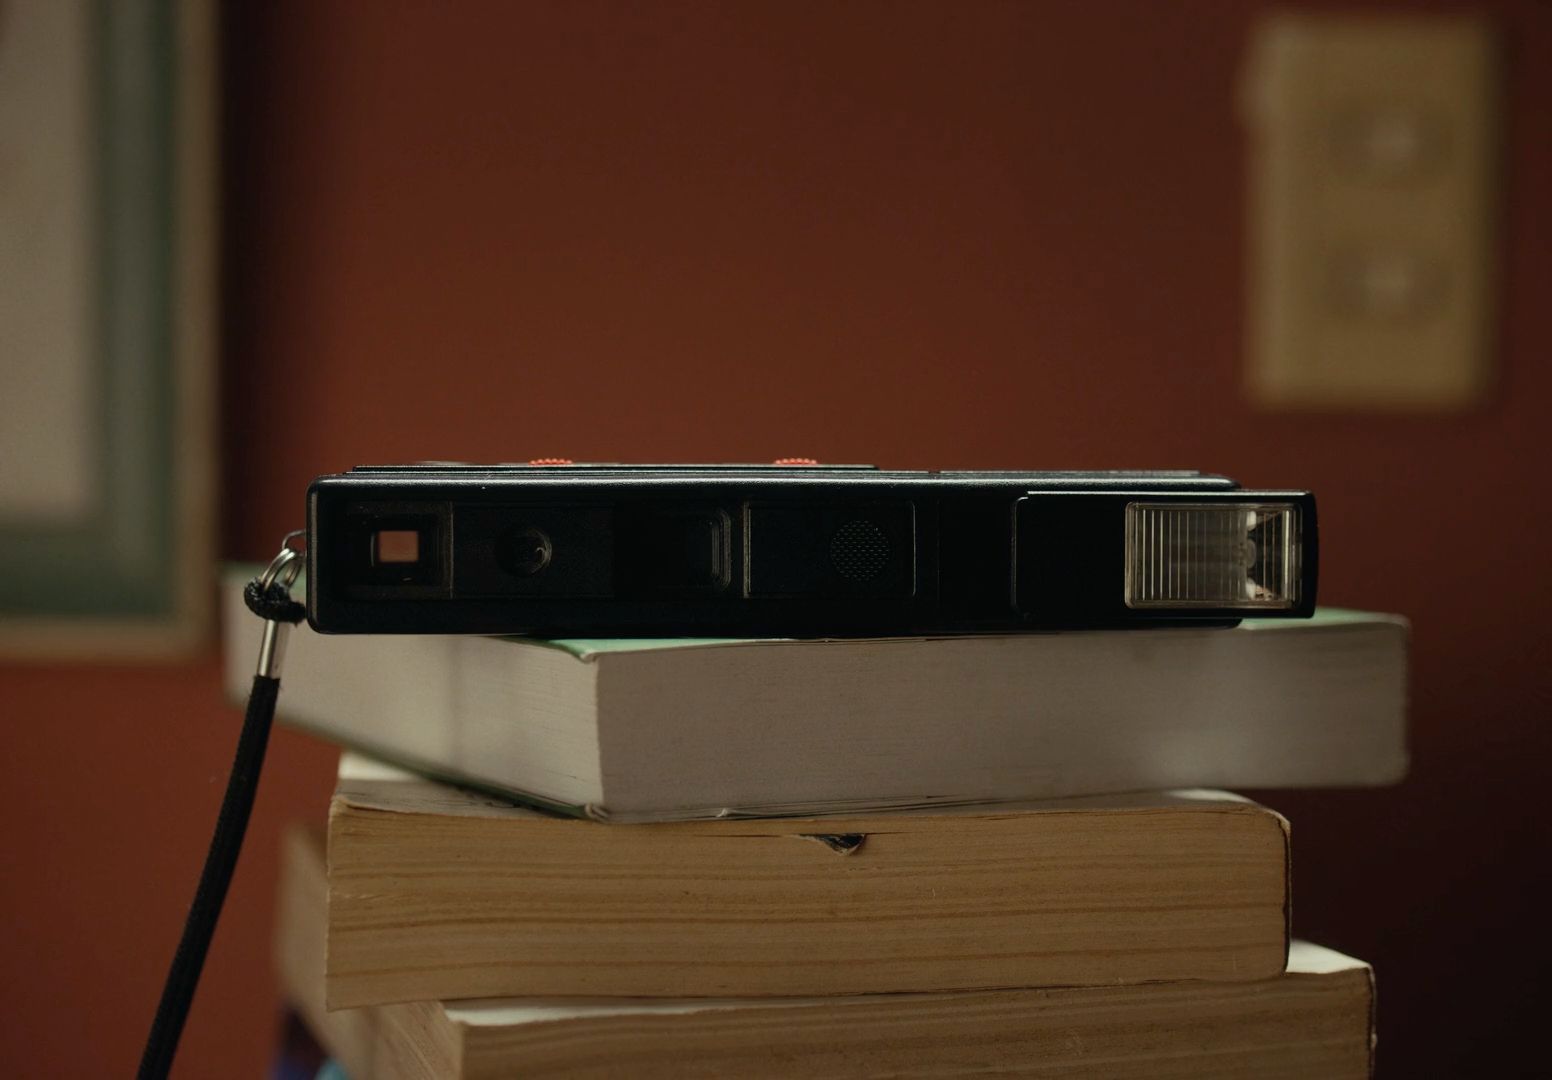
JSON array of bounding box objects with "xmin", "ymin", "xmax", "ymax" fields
[{"xmin": 0, "ymin": 0, "xmax": 215, "ymax": 657}]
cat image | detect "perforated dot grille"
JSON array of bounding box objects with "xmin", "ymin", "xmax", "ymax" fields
[{"xmin": 830, "ymin": 519, "xmax": 890, "ymax": 582}]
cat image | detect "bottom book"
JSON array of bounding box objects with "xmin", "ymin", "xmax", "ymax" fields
[{"xmin": 277, "ymin": 826, "xmax": 1375, "ymax": 1079}]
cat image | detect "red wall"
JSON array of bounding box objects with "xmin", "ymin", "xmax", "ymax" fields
[{"xmin": 3, "ymin": 2, "xmax": 1549, "ymax": 1075}]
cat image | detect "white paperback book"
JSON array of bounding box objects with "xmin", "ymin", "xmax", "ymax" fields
[{"xmin": 223, "ymin": 570, "xmax": 1407, "ymax": 821}]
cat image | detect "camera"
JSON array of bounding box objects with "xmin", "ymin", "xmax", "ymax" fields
[{"xmin": 306, "ymin": 463, "xmax": 1317, "ymax": 636}]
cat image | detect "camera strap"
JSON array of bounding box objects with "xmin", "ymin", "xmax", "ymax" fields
[{"xmin": 137, "ymin": 532, "xmax": 306, "ymax": 1080}]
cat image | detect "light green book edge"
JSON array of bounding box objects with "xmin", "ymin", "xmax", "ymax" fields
[{"xmin": 223, "ymin": 562, "xmax": 1394, "ymax": 821}]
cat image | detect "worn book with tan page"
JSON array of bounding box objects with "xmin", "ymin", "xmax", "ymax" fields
[
  {"xmin": 280, "ymin": 825, "xmax": 1373, "ymax": 1079},
  {"xmin": 324, "ymin": 755, "xmax": 1293, "ymax": 1006}
]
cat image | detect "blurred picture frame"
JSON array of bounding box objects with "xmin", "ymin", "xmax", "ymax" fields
[{"xmin": 0, "ymin": 0, "xmax": 215, "ymax": 658}]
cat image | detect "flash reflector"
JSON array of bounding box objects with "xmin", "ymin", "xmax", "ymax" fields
[{"xmin": 1125, "ymin": 502, "xmax": 1300, "ymax": 610}]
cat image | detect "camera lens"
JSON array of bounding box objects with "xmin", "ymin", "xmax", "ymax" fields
[{"xmin": 497, "ymin": 525, "xmax": 553, "ymax": 576}]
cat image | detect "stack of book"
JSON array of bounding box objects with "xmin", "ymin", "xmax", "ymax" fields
[{"xmin": 228, "ymin": 581, "xmax": 1406, "ymax": 1078}]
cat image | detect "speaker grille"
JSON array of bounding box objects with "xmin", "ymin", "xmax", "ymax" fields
[{"xmin": 830, "ymin": 519, "xmax": 890, "ymax": 582}]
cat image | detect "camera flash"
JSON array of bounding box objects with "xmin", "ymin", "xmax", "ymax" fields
[
  {"xmin": 1124, "ymin": 502, "xmax": 1299, "ymax": 610},
  {"xmin": 373, "ymin": 529, "xmax": 421, "ymax": 565}
]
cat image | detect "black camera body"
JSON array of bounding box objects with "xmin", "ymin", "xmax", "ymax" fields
[{"xmin": 306, "ymin": 463, "xmax": 1318, "ymax": 637}]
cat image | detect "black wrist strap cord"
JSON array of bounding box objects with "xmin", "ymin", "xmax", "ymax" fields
[{"xmin": 138, "ymin": 536, "xmax": 305, "ymax": 1080}]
